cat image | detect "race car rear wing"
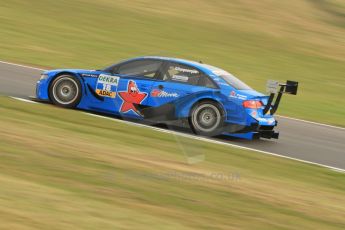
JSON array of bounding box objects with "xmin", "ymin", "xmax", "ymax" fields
[{"xmin": 263, "ymin": 80, "xmax": 298, "ymax": 115}]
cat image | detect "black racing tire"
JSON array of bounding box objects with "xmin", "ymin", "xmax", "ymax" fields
[
  {"xmin": 189, "ymin": 101, "xmax": 225, "ymax": 136},
  {"xmin": 49, "ymin": 74, "xmax": 82, "ymax": 108}
]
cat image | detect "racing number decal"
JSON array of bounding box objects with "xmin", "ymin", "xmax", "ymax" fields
[{"xmin": 96, "ymin": 74, "xmax": 120, "ymax": 98}]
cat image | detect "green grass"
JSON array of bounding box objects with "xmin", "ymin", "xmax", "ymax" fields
[
  {"xmin": 0, "ymin": 96, "xmax": 345, "ymax": 229},
  {"xmin": 0, "ymin": 0, "xmax": 344, "ymax": 126}
]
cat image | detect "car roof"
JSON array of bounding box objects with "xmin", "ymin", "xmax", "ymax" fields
[{"xmin": 130, "ymin": 56, "xmax": 227, "ymax": 75}]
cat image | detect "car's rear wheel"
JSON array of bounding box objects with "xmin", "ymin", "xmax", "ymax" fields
[
  {"xmin": 49, "ymin": 74, "xmax": 82, "ymax": 108},
  {"xmin": 189, "ymin": 101, "xmax": 225, "ymax": 136}
]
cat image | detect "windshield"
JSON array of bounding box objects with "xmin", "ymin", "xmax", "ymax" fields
[{"xmin": 219, "ymin": 73, "xmax": 252, "ymax": 90}]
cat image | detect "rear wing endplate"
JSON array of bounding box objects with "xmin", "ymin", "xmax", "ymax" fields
[{"xmin": 263, "ymin": 80, "xmax": 298, "ymax": 115}]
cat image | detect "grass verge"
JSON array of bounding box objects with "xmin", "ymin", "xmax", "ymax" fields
[{"xmin": 0, "ymin": 96, "xmax": 345, "ymax": 229}]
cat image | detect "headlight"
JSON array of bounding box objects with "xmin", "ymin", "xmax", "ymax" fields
[{"xmin": 40, "ymin": 73, "xmax": 48, "ymax": 80}]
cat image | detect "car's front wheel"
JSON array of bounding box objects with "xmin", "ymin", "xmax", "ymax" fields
[
  {"xmin": 189, "ymin": 101, "xmax": 225, "ymax": 136},
  {"xmin": 49, "ymin": 74, "xmax": 82, "ymax": 108}
]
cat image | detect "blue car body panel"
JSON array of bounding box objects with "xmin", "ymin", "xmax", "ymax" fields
[{"xmin": 36, "ymin": 56, "xmax": 278, "ymax": 139}]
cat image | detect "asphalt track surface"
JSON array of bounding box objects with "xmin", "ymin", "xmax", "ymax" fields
[{"xmin": 1, "ymin": 61, "xmax": 344, "ymax": 171}]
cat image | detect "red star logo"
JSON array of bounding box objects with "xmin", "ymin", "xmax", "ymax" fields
[
  {"xmin": 150, "ymin": 89, "xmax": 161, "ymax": 97},
  {"xmin": 118, "ymin": 81, "xmax": 147, "ymax": 115}
]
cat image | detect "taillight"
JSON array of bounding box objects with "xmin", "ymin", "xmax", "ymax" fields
[{"xmin": 243, "ymin": 100, "xmax": 263, "ymax": 109}]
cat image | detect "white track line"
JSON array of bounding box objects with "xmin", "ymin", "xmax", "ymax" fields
[
  {"xmin": 0, "ymin": 60, "xmax": 45, "ymax": 71},
  {"xmin": 1, "ymin": 59, "xmax": 344, "ymax": 130},
  {"xmin": 9, "ymin": 96, "xmax": 345, "ymax": 173},
  {"xmin": 276, "ymin": 115, "xmax": 345, "ymax": 130},
  {"xmin": 10, "ymin": 96, "xmax": 38, "ymax": 103},
  {"xmin": 85, "ymin": 113, "xmax": 345, "ymax": 173}
]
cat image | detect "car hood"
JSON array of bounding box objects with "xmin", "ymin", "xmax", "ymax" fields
[{"xmin": 45, "ymin": 69, "xmax": 101, "ymax": 74}]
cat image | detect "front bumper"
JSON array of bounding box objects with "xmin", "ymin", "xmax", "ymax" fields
[{"xmin": 36, "ymin": 80, "xmax": 50, "ymax": 100}]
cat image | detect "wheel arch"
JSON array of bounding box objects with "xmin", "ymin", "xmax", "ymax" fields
[
  {"xmin": 187, "ymin": 98, "xmax": 226, "ymax": 136},
  {"xmin": 47, "ymin": 71, "xmax": 84, "ymax": 101},
  {"xmin": 175, "ymin": 95, "xmax": 226, "ymax": 119},
  {"xmin": 188, "ymin": 98, "xmax": 226, "ymax": 118}
]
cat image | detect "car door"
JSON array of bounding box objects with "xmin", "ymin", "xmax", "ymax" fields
[
  {"xmin": 111, "ymin": 59, "xmax": 163, "ymax": 118},
  {"xmin": 87, "ymin": 59, "xmax": 163, "ymax": 118},
  {"xmin": 148, "ymin": 61, "xmax": 218, "ymax": 108}
]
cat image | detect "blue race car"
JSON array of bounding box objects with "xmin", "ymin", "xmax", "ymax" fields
[{"xmin": 36, "ymin": 56, "xmax": 298, "ymax": 139}]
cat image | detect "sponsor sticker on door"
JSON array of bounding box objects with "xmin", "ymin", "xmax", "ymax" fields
[
  {"xmin": 96, "ymin": 74, "xmax": 119, "ymax": 98},
  {"xmin": 151, "ymin": 89, "xmax": 179, "ymax": 98}
]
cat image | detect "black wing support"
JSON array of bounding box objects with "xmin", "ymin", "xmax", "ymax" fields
[{"xmin": 263, "ymin": 80, "xmax": 298, "ymax": 115}]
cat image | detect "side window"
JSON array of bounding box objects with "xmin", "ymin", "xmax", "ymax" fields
[
  {"xmin": 116, "ymin": 60, "xmax": 162, "ymax": 78},
  {"xmin": 163, "ymin": 63, "xmax": 217, "ymax": 88},
  {"xmin": 164, "ymin": 63, "xmax": 202, "ymax": 85},
  {"xmin": 198, "ymin": 75, "xmax": 218, "ymax": 88}
]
